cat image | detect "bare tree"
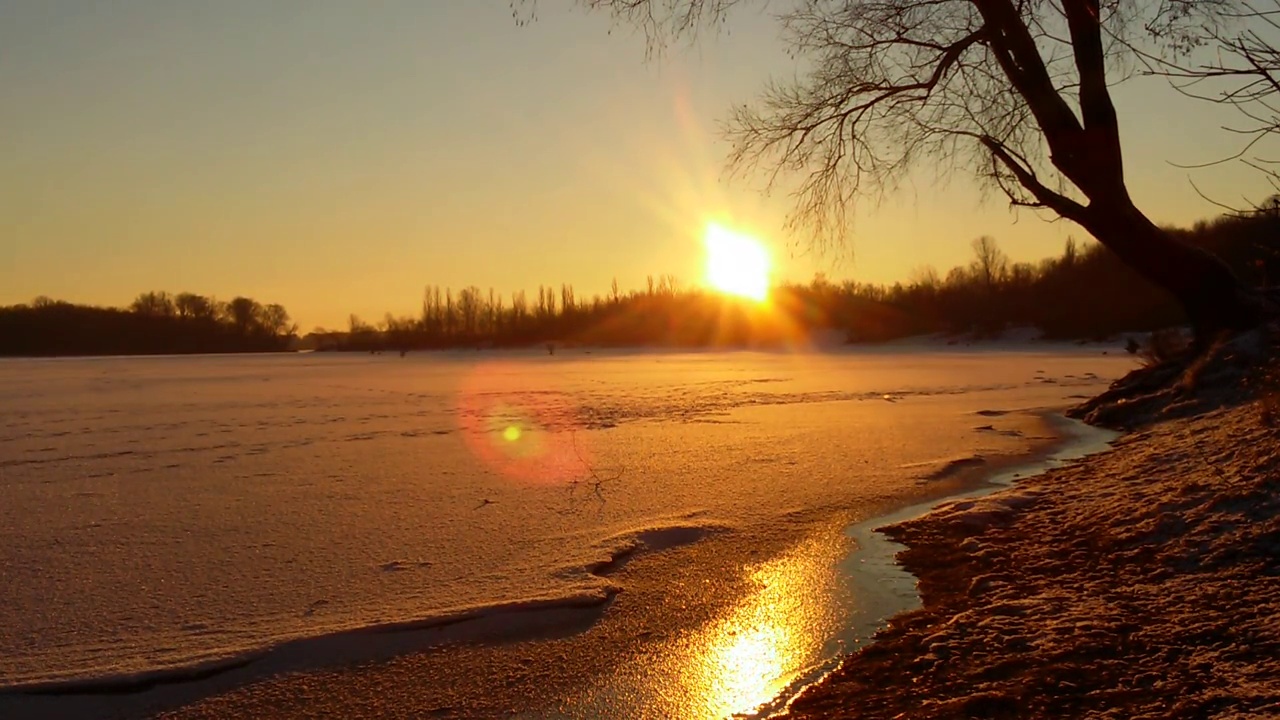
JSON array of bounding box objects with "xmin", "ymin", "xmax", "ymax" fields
[
  {"xmin": 130, "ymin": 291, "xmax": 176, "ymax": 318},
  {"xmin": 174, "ymin": 292, "xmax": 216, "ymax": 321},
  {"xmin": 971, "ymin": 236, "xmax": 1010, "ymax": 294},
  {"xmin": 458, "ymin": 286, "xmax": 482, "ymax": 336},
  {"xmin": 518, "ymin": 0, "xmax": 1274, "ymax": 337},
  {"xmin": 260, "ymin": 303, "xmax": 295, "ymax": 337},
  {"xmin": 909, "ymin": 265, "xmax": 942, "ymax": 290},
  {"xmin": 421, "ymin": 285, "xmax": 439, "ymax": 338},
  {"xmin": 444, "ymin": 289, "xmax": 457, "ymax": 337},
  {"xmin": 488, "ymin": 287, "xmax": 499, "ymax": 334},
  {"xmin": 512, "ymin": 289, "xmax": 529, "ymax": 330},
  {"xmin": 560, "ymin": 283, "xmax": 576, "ymax": 316},
  {"xmin": 1062, "ymin": 236, "xmax": 1080, "ymax": 269},
  {"xmin": 491, "ymin": 289, "xmax": 506, "ymax": 335},
  {"xmin": 227, "ymin": 297, "xmax": 261, "ymax": 335},
  {"xmin": 1147, "ymin": 1, "xmax": 1280, "ymax": 206}
]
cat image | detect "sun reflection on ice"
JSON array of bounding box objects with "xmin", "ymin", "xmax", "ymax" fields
[
  {"xmin": 548, "ymin": 527, "xmax": 852, "ymax": 719},
  {"xmin": 679, "ymin": 539, "xmax": 842, "ymax": 719}
]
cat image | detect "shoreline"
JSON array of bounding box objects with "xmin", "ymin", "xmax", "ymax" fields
[
  {"xmin": 752, "ymin": 413, "xmax": 1120, "ymax": 719},
  {"xmin": 2, "ymin": 589, "xmax": 621, "ymax": 696},
  {"xmin": 780, "ymin": 400, "xmax": 1280, "ymax": 719}
]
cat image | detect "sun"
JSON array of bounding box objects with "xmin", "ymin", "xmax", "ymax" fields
[{"xmin": 704, "ymin": 223, "xmax": 771, "ymax": 301}]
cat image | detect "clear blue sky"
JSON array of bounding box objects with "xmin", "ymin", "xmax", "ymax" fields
[{"xmin": 0, "ymin": 0, "xmax": 1266, "ymax": 329}]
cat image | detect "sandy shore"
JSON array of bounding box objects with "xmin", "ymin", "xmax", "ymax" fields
[{"xmin": 783, "ymin": 399, "xmax": 1280, "ymax": 719}]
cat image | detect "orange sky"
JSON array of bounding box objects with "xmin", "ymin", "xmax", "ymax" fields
[{"xmin": 1, "ymin": 1, "xmax": 1270, "ymax": 330}]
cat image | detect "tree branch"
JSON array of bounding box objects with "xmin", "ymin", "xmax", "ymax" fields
[
  {"xmin": 981, "ymin": 135, "xmax": 1091, "ymax": 223},
  {"xmin": 1063, "ymin": 0, "xmax": 1125, "ymax": 174}
]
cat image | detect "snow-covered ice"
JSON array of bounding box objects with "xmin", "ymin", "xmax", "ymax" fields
[{"xmin": 0, "ymin": 346, "xmax": 1132, "ymax": 713}]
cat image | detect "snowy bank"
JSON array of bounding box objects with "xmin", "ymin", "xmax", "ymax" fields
[{"xmin": 782, "ymin": 391, "xmax": 1280, "ymax": 718}]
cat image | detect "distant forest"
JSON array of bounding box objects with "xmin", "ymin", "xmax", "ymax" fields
[
  {"xmin": 0, "ymin": 293, "xmax": 296, "ymax": 357},
  {"xmin": 3, "ymin": 210, "xmax": 1277, "ymax": 357},
  {"xmin": 311, "ymin": 210, "xmax": 1279, "ymax": 352}
]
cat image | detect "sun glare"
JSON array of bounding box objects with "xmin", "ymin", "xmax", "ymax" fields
[{"xmin": 704, "ymin": 223, "xmax": 770, "ymax": 302}]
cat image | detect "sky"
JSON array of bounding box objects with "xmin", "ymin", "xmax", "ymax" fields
[{"xmin": 0, "ymin": 0, "xmax": 1272, "ymax": 330}]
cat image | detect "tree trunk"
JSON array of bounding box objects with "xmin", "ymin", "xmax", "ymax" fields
[
  {"xmin": 975, "ymin": 0, "xmax": 1272, "ymax": 341},
  {"xmin": 1075, "ymin": 200, "xmax": 1266, "ymax": 341}
]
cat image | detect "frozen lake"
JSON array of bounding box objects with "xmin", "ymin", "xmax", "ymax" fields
[{"xmin": 0, "ymin": 347, "xmax": 1132, "ymax": 717}]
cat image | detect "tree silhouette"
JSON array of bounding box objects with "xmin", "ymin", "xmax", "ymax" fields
[
  {"xmin": 227, "ymin": 297, "xmax": 262, "ymax": 336},
  {"xmin": 131, "ymin": 291, "xmax": 176, "ymax": 318},
  {"xmin": 1147, "ymin": 1, "xmax": 1280, "ymax": 208},
  {"xmin": 2, "ymin": 291, "xmax": 295, "ymax": 356},
  {"xmin": 174, "ymin": 292, "xmax": 215, "ymax": 321},
  {"xmin": 971, "ymin": 236, "xmax": 1010, "ymax": 294},
  {"xmin": 516, "ymin": 0, "xmax": 1275, "ymax": 338},
  {"xmin": 261, "ymin": 303, "xmax": 295, "ymax": 336}
]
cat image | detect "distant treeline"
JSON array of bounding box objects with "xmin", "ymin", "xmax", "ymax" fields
[
  {"xmin": 0, "ymin": 292, "xmax": 297, "ymax": 356},
  {"xmin": 312, "ymin": 210, "xmax": 1280, "ymax": 352},
  {"xmin": 6, "ymin": 211, "xmax": 1277, "ymax": 357}
]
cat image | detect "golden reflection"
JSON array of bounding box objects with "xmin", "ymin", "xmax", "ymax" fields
[{"xmin": 676, "ymin": 535, "xmax": 845, "ymax": 719}]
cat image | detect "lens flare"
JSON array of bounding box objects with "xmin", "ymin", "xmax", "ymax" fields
[{"xmin": 456, "ymin": 363, "xmax": 590, "ymax": 485}]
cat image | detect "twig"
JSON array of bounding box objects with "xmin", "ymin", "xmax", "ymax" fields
[{"xmin": 561, "ymin": 430, "xmax": 625, "ymax": 511}]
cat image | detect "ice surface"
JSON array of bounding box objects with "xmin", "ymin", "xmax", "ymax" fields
[{"xmin": 0, "ymin": 346, "xmax": 1131, "ymax": 700}]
